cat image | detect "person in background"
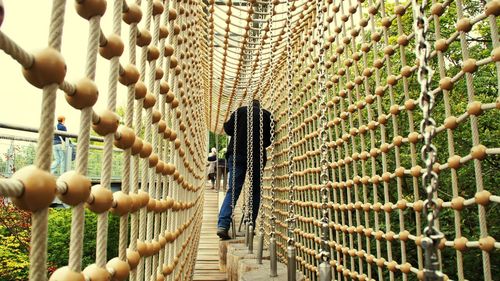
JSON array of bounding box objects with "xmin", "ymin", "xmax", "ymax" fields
[
  {"xmin": 207, "ymin": 147, "xmax": 218, "ymax": 190},
  {"xmin": 51, "ymin": 115, "xmax": 67, "ymax": 175},
  {"xmin": 217, "ymin": 99, "xmax": 273, "ymax": 240}
]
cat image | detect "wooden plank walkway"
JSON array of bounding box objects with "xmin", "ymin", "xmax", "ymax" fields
[{"xmin": 193, "ymin": 189, "xmax": 227, "ymax": 281}]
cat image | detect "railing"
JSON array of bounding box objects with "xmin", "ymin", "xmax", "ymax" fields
[{"xmin": 0, "ymin": 122, "xmax": 123, "ymax": 180}]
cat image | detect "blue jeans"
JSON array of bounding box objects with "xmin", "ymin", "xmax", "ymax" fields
[
  {"xmin": 50, "ymin": 144, "xmax": 65, "ymax": 175},
  {"xmin": 218, "ymin": 155, "xmax": 263, "ymax": 230}
]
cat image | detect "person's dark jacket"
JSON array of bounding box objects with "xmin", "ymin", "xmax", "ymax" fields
[
  {"xmin": 224, "ymin": 105, "xmax": 273, "ymax": 165},
  {"xmin": 53, "ymin": 122, "xmax": 67, "ymax": 144}
]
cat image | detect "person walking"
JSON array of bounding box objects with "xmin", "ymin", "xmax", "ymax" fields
[
  {"xmin": 207, "ymin": 147, "xmax": 217, "ymax": 190},
  {"xmin": 51, "ymin": 115, "xmax": 67, "ymax": 175},
  {"xmin": 217, "ymin": 100, "xmax": 273, "ymax": 240}
]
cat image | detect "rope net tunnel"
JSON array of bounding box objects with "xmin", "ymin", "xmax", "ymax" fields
[{"xmin": 0, "ymin": 0, "xmax": 498, "ymax": 281}]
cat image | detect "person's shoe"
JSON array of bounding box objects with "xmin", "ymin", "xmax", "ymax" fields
[{"xmin": 217, "ymin": 227, "xmax": 231, "ymax": 240}]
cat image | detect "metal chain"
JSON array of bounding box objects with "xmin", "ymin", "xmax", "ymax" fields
[
  {"xmin": 316, "ymin": 0, "xmax": 331, "ymax": 265},
  {"xmin": 412, "ymin": 0, "xmax": 444, "ymax": 280},
  {"xmin": 257, "ymin": 0, "xmax": 269, "ymax": 238},
  {"xmin": 285, "ymin": 0, "xmax": 296, "ymax": 247},
  {"xmin": 231, "ymin": 109, "xmax": 238, "ymax": 238}
]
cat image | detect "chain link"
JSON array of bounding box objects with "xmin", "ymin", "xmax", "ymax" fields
[
  {"xmin": 285, "ymin": 0, "xmax": 296, "ymax": 247},
  {"xmin": 412, "ymin": 0, "xmax": 444, "ymax": 280},
  {"xmin": 315, "ymin": 0, "xmax": 331, "ymax": 264},
  {"xmin": 268, "ymin": 0, "xmax": 276, "ymax": 240}
]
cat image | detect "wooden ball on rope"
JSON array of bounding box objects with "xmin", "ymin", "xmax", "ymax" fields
[
  {"xmin": 57, "ymin": 171, "xmax": 91, "ymax": 206},
  {"xmin": 92, "ymin": 110, "xmax": 119, "ymax": 136},
  {"xmin": 131, "ymin": 137, "xmax": 143, "ymax": 155},
  {"xmin": 83, "ymin": 264, "xmax": 110, "ymax": 281},
  {"xmin": 106, "ymin": 258, "xmax": 130, "ymax": 281},
  {"xmin": 114, "ymin": 126, "xmax": 136, "ymax": 150},
  {"xmin": 126, "ymin": 249, "xmax": 140, "ymax": 269},
  {"xmin": 137, "ymin": 29, "xmax": 152, "ymax": 47},
  {"xmin": 118, "ymin": 64, "xmax": 140, "ymax": 86},
  {"xmin": 122, "ymin": 3, "xmax": 142, "ymax": 24},
  {"xmin": 140, "ymin": 141, "xmax": 152, "ymax": 158},
  {"xmin": 143, "ymin": 93, "xmax": 156, "ymax": 108},
  {"xmin": 22, "ymin": 48, "xmax": 66, "ymax": 89},
  {"xmin": 66, "ymin": 78, "xmax": 98, "ymax": 109},
  {"xmin": 134, "ymin": 81, "xmax": 147, "ymax": 99},
  {"xmin": 49, "ymin": 266, "xmax": 85, "ymax": 281},
  {"xmin": 86, "ymin": 185, "xmax": 113, "ymax": 213},
  {"xmin": 11, "ymin": 165, "xmax": 56, "ymax": 212},
  {"xmin": 99, "ymin": 34, "xmax": 124, "ymax": 60},
  {"xmin": 111, "ymin": 191, "xmax": 132, "ymax": 216}
]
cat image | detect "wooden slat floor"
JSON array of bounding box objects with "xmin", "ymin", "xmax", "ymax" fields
[{"xmin": 192, "ymin": 188, "xmax": 227, "ymax": 281}]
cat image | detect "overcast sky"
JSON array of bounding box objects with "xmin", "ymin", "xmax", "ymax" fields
[{"xmin": 0, "ymin": 1, "xmax": 131, "ymax": 139}]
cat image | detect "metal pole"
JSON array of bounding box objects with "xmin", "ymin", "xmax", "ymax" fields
[
  {"xmin": 269, "ymin": 237, "xmax": 278, "ymax": 277},
  {"xmin": 248, "ymin": 224, "xmax": 254, "ymax": 253},
  {"xmin": 256, "ymin": 231, "xmax": 264, "ymax": 264},
  {"xmin": 287, "ymin": 245, "xmax": 296, "ymax": 281}
]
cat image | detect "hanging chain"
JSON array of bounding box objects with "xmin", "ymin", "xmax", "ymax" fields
[
  {"xmin": 231, "ymin": 109, "xmax": 238, "ymax": 237},
  {"xmin": 315, "ymin": 0, "xmax": 331, "ymax": 265},
  {"xmin": 258, "ymin": 0, "xmax": 271, "ymax": 237},
  {"xmin": 412, "ymin": 0, "xmax": 444, "ymax": 280},
  {"xmin": 285, "ymin": 0, "xmax": 296, "ymax": 247},
  {"xmin": 268, "ymin": 0, "xmax": 277, "ymax": 241}
]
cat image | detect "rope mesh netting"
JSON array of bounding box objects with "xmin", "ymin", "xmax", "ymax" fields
[{"xmin": 0, "ymin": 0, "xmax": 499, "ymax": 281}]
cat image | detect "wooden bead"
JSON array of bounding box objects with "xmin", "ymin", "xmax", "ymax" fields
[
  {"xmin": 147, "ymin": 46, "xmax": 160, "ymax": 61},
  {"xmin": 131, "ymin": 137, "xmax": 143, "ymax": 155},
  {"xmin": 439, "ymin": 77, "xmax": 453, "ymax": 91},
  {"xmin": 158, "ymin": 120, "xmax": 166, "ymax": 133},
  {"xmin": 134, "ymin": 81, "xmax": 147, "ymax": 99},
  {"xmin": 451, "ymin": 196, "xmax": 465, "ymax": 210},
  {"xmin": 143, "ymin": 93, "xmax": 156, "ymax": 108},
  {"xmin": 57, "ymin": 171, "xmax": 91, "ymax": 206},
  {"xmin": 49, "ymin": 266, "xmax": 85, "ymax": 281},
  {"xmin": 75, "ymin": 0, "xmax": 107, "ymax": 20},
  {"xmin": 122, "ymin": 3, "xmax": 142, "ymax": 24},
  {"xmin": 149, "ymin": 153, "xmax": 159, "ymax": 167},
  {"xmin": 152, "ymin": 110, "xmax": 161, "ymax": 123},
  {"xmin": 169, "ymin": 131, "xmax": 177, "ymax": 141},
  {"xmin": 444, "ymin": 116, "xmax": 458, "ymax": 130},
  {"xmin": 159, "ymin": 25, "xmax": 169, "ymax": 39},
  {"xmin": 66, "ymin": 78, "xmax": 99, "ymax": 109},
  {"xmin": 400, "ymin": 262, "xmax": 411, "ymax": 274},
  {"xmin": 11, "ymin": 165, "xmax": 56, "ymax": 211},
  {"xmin": 479, "ymin": 236, "xmax": 496, "ymax": 252},
  {"xmin": 155, "ymin": 68, "xmax": 163, "ymax": 80},
  {"xmin": 435, "ymin": 39, "xmax": 448, "ymax": 52},
  {"xmin": 137, "ymin": 240, "xmax": 148, "ymax": 256},
  {"xmin": 22, "ymin": 48, "xmax": 66, "ymax": 89},
  {"xmin": 92, "ymin": 110, "xmax": 119, "ymax": 136},
  {"xmin": 160, "ymin": 81, "xmax": 169, "ymax": 94},
  {"xmin": 164, "ymin": 164, "xmax": 175, "ymax": 175},
  {"xmin": 448, "ymin": 155, "xmax": 461, "ymax": 169},
  {"xmin": 156, "ymin": 161, "xmax": 164, "ymax": 174},
  {"xmin": 99, "ymin": 34, "xmax": 124, "ymax": 59},
  {"xmin": 152, "ymin": 0, "xmax": 164, "ymax": 15},
  {"xmin": 126, "ymin": 249, "xmax": 140, "ymax": 269},
  {"xmin": 165, "ymin": 44, "xmax": 174, "ymax": 57},
  {"xmin": 114, "ymin": 126, "xmax": 135, "ymax": 150},
  {"xmin": 454, "ymin": 237, "xmax": 468, "ymax": 251},
  {"xmin": 86, "ymin": 185, "xmax": 113, "ymax": 213},
  {"xmin": 83, "ymin": 264, "xmax": 110, "ymax": 281},
  {"xmin": 118, "ymin": 64, "xmax": 140, "ymax": 86},
  {"xmin": 106, "ymin": 257, "xmax": 130, "ymax": 281},
  {"xmin": 462, "ymin": 58, "xmax": 477, "ymax": 73},
  {"xmin": 467, "ymin": 101, "xmax": 483, "ymax": 116},
  {"xmin": 111, "ymin": 191, "xmax": 132, "ymax": 215},
  {"xmin": 147, "ymin": 198, "xmax": 157, "ymax": 212},
  {"xmin": 471, "ymin": 144, "xmax": 487, "ymax": 160},
  {"xmin": 136, "ymin": 29, "xmax": 152, "ymax": 47},
  {"xmin": 140, "ymin": 142, "xmax": 152, "ymax": 158},
  {"xmin": 171, "ymin": 98, "xmax": 179, "ymax": 109},
  {"xmin": 475, "ymin": 190, "xmax": 491, "ymax": 205},
  {"xmin": 491, "ymin": 46, "xmax": 500, "ymax": 62},
  {"xmin": 485, "ymin": 0, "xmax": 500, "ymax": 16},
  {"xmin": 456, "ymin": 18, "xmax": 472, "ymax": 33},
  {"xmin": 168, "ymin": 8, "xmax": 177, "ymax": 21},
  {"xmin": 165, "ymin": 91, "xmax": 175, "ymax": 103}
]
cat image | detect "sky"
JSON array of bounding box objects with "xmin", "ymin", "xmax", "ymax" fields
[{"xmin": 0, "ymin": 1, "xmax": 131, "ymax": 139}]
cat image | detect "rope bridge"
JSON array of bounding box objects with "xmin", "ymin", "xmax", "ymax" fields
[{"xmin": 0, "ymin": 0, "xmax": 498, "ymax": 281}]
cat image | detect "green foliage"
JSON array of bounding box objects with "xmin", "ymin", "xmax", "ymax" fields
[{"xmin": 47, "ymin": 208, "xmax": 120, "ymax": 269}]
